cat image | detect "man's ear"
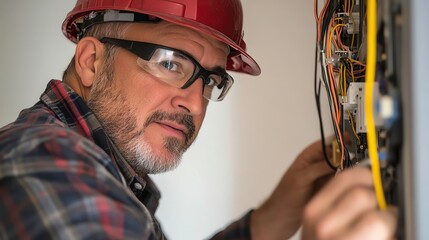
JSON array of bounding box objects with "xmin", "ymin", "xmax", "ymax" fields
[{"xmin": 74, "ymin": 37, "xmax": 104, "ymax": 88}]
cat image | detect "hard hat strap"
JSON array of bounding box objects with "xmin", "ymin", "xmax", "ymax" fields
[{"xmin": 75, "ymin": 10, "xmax": 160, "ymax": 40}]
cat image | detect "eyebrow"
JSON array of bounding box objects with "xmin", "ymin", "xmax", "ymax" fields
[
  {"xmin": 211, "ymin": 66, "xmax": 228, "ymax": 75},
  {"xmin": 171, "ymin": 51, "xmax": 191, "ymax": 63},
  {"xmin": 169, "ymin": 46, "xmax": 227, "ymax": 74}
]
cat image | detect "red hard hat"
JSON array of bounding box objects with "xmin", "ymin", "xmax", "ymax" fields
[{"xmin": 62, "ymin": 0, "xmax": 261, "ymax": 76}]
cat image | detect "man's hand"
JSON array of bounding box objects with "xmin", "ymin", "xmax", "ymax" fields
[
  {"xmin": 251, "ymin": 139, "xmax": 335, "ymax": 239},
  {"xmin": 302, "ymin": 167, "xmax": 398, "ymax": 240}
]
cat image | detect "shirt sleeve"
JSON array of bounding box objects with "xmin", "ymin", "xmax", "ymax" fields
[
  {"xmin": 208, "ymin": 210, "xmax": 253, "ymax": 240},
  {"xmin": 0, "ymin": 126, "xmax": 163, "ymax": 240}
]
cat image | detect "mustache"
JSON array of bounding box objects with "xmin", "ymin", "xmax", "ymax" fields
[{"xmin": 144, "ymin": 111, "xmax": 196, "ymax": 143}]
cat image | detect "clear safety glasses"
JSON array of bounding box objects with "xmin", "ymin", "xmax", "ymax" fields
[{"xmin": 100, "ymin": 37, "xmax": 234, "ymax": 101}]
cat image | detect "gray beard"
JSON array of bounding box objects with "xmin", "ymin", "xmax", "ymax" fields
[{"xmin": 86, "ymin": 59, "xmax": 195, "ymax": 175}]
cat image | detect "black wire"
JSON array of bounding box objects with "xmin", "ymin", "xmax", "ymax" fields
[
  {"xmin": 318, "ymin": 50, "xmax": 344, "ymax": 163},
  {"xmin": 316, "ymin": 0, "xmax": 352, "ymax": 170},
  {"xmin": 315, "ymin": 0, "xmax": 336, "ymax": 170},
  {"xmin": 314, "ymin": 40, "xmax": 336, "ymax": 171},
  {"xmin": 339, "ymin": 99, "xmax": 352, "ymax": 168}
]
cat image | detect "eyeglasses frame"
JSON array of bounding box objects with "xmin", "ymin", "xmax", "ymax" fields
[{"xmin": 99, "ymin": 37, "xmax": 234, "ymax": 101}]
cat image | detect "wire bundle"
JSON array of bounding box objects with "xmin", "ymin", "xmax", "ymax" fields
[
  {"xmin": 314, "ymin": 0, "xmax": 367, "ymax": 170},
  {"xmin": 314, "ymin": 0, "xmax": 387, "ymax": 209}
]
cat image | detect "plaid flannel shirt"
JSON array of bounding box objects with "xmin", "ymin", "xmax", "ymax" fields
[{"xmin": 0, "ymin": 80, "xmax": 252, "ymax": 239}]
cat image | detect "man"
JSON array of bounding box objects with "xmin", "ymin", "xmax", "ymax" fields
[{"xmin": 0, "ymin": 0, "xmax": 397, "ymax": 239}]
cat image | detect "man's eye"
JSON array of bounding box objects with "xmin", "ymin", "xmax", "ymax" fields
[
  {"xmin": 204, "ymin": 78, "xmax": 216, "ymax": 87},
  {"xmin": 160, "ymin": 61, "xmax": 179, "ymax": 71},
  {"xmin": 205, "ymin": 76, "xmax": 222, "ymax": 87}
]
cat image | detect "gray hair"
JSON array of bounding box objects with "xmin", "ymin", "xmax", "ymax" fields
[{"xmin": 62, "ymin": 22, "xmax": 131, "ymax": 81}]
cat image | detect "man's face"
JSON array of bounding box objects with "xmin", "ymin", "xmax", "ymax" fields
[{"xmin": 87, "ymin": 21, "xmax": 229, "ymax": 175}]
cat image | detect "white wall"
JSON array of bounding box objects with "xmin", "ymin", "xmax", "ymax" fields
[{"xmin": 0, "ymin": 1, "xmax": 321, "ymax": 239}]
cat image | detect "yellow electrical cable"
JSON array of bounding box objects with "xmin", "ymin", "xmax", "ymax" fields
[
  {"xmin": 347, "ymin": 110, "xmax": 361, "ymax": 145},
  {"xmin": 349, "ymin": 58, "xmax": 356, "ymax": 82},
  {"xmin": 349, "ymin": 58, "xmax": 364, "ymax": 65},
  {"xmin": 365, "ymin": 0, "xmax": 387, "ymax": 209},
  {"xmin": 328, "ymin": 24, "xmax": 346, "ymax": 57},
  {"xmin": 339, "ymin": 65, "xmax": 344, "ymax": 95},
  {"xmin": 343, "ymin": 65, "xmax": 347, "ymax": 96}
]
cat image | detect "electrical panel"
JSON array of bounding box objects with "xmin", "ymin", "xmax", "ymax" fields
[{"xmin": 314, "ymin": 0, "xmax": 405, "ymax": 238}]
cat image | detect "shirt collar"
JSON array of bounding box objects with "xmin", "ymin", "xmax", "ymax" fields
[{"xmin": 40, "ymin": 79, "xmax": 160, "ymax": 214}]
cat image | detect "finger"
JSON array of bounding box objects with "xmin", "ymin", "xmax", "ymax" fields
[
  {"xmin": 312, "ymin": 172, "xmax": 335, "ymax": 196},
  {"xmin": 296, "ymin": 142, "xmax": 323, "ymax": 165},
  {"xmin": 295, "ymin": 140, "xmax": 334, "ymax": 166},
  {"xmin": 332, "ymin": 206, "xmax": 398, "ymax": 240},
  {"xmin": 314, "ymin": 186, "xmax": 378, "ymax": 239},
  {"xmin": 298, "ymin": 160, "xmax": 335, "ymax": 188},
  {"xmin": 304, "ymin": 168, "xmax": 373, "ymax": 222}
]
